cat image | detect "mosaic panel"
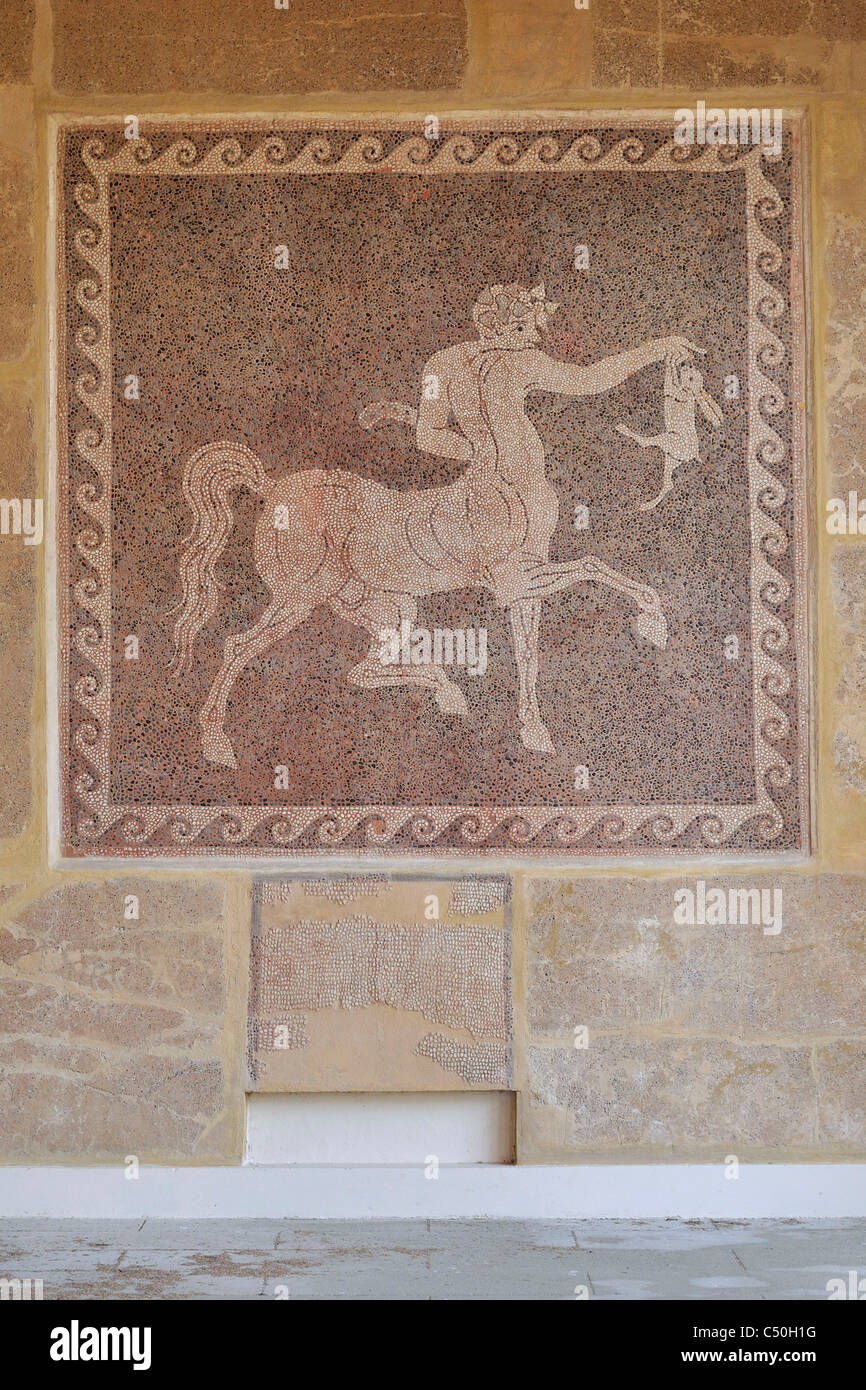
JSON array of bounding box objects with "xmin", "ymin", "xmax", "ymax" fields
[{"xmin": 55, "ymin": 114, "xmax": 810, "ymax": 856}]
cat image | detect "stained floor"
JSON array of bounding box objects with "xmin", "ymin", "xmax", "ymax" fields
[{"xmin": 1, "ymin": 1219, "xmax": 863, "ymax": 1300}]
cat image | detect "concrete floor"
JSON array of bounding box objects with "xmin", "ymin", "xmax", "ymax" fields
[{"xmin": 1, "ymin": 1219, "xmax": 864, "ymax": 1299}]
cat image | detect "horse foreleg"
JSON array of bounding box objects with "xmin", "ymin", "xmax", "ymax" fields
[
  {"xmin": 517, "ymin": 557, "xmax": 668, "ymax": 650},
  {"xmin": 509, "ymin": 598, "xmax": 554, "ymax": 754},
  {"xmin": 200, "ymin": 600, "xmax": 314, "ymax": 769}
]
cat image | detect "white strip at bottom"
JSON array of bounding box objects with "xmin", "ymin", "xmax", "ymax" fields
[{"xmin": 1, "ymin": 1165, "xmax": 864, "ymax": 1220}]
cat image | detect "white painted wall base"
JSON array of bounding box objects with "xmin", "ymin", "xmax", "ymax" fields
[
  {"xmin": 1, "ymin": 1165, "xmax": 865, "ymax": 1220},
  {"xmin": 246, "ymin": 1092, "xmax": 515, "ymax": 1165}
]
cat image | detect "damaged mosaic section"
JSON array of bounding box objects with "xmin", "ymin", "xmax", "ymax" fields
[
  {"xmin": 257, "ymin": 918, "xmax": 506, "ymax": 1036},
  {"xmin": 247, "ymin": 1015, "xmax": 308, "ymax": 1053},
  {"xmin": 448, "ymin": 878, "xmax": 511, "ymax": 915},
  {"xmin": 56, "ymin": 114, "xmax": 811, "ymax": 857},
  {"xmin": 262, "ymin": 876, "xmax": 391, "ymax": 904},
  {"xmin": 415, "ymin": 1033, "xmax": 510, "ymax": 1086},
  {"xmin": 247, "ymin": 875, "xmax": 512, "ymax": 1091}
]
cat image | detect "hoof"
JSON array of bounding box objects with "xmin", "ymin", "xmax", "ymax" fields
[
  {"xmin": 633, "ymin": 610, "xmax": 668, "ymax": 650},
  {"xmin": 435, "ymin": 682, "xmax": 470, "ymax": 718},
  {"xmin": 520, "ymin": 721, "xmax": 555, "ymax": 754},
  {"xmin": 202, "ymin": 730, "xmax": 237, "ymax": 769}
]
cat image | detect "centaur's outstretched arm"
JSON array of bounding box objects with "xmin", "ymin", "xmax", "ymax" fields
[{"xmin": 520, "ymin": 336, "xmax": 703, "ymax": 397}]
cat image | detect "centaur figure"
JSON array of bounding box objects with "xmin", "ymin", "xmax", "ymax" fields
[{"xmin": 170, "ymin": 282, "xmax": 699, "ymax": 766}]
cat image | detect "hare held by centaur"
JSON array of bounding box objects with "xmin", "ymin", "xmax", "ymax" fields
[
  {"xmin": 170, "ymin": 282, "xmax": 702, "ymax": 768},
  {"xmin": 616, "ymin": 350, "xmax": 724, "ymax": 510}
]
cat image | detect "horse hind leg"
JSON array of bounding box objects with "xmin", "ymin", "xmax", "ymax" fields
[
  {"xmin": 336, "ymin": 594, "xmax": 471, "ymax": 720},
  {"xmin": 199, "ymin": 598, "xmax": 316, "ymax": 769},
  {"xmin": 509, "ymin": 597, "xmax": 554, "ymax": 754}
]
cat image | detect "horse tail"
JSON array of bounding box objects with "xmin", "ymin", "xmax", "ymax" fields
[
  {"xmin": 169, "ymin": 441, "xmax": 268, "ymax": 677},
  {"xmin": 358, "ymin": 400, "xmax": 419, "ymax": 431}
]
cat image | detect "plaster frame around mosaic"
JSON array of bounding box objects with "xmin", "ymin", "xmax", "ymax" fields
[{"xmin": 54, "ymin": 112, "xmax": 812, "ymax": 858}]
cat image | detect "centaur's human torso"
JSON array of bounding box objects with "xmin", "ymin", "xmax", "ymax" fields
[{"xmin": 262, "ymin": 340, "xmax": 559, "ymax": 599}]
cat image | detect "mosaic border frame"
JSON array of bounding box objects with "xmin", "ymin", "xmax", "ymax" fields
[{"xmin": 54, "ymin": 112, "xmax": 812, "ymax": 858}]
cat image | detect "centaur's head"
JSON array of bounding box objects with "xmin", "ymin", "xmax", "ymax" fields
[{"xmin": 472, "ymin": 281, "xmax": 559, "ymax": 350}]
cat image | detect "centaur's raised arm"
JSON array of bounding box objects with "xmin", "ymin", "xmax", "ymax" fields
[{"xmin": 521, "ymin": 337, "xmax": 702, "ymax": 398}]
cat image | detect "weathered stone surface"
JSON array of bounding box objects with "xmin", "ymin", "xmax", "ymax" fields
[
  {"xmin": 524, "ymin": 1039, "xmax": 816, "ymax": 1158},
  {"xmin": 824, "ymin": 209, "xmax": 866, "ymax": 488},
  {"xmin": 0, "ymin": 884, "xmax": 25, "ymax": 916},
  {"xmin": 827, "ymin": 546, "xmax": 866, "ymax": 862},
  {"xmin": 522, "ymin": 871, "xmax": 866, "ymax": 1157},
  {"xmin": 597, "ymin": 0, "xmax": 657, "ymax": 28},
  {"xmin": 661, "ymin": 36, "xmax": 807, "ymax": 86},
  {"xmin": 816, "ymin": 1041, "xmax": 866, "ymax": 1144},
  {"xmin": 0, "ymin": 88, "xmax": 34, "ymax": 360},
  {"xmin": 466, "ymin": 0, "xmax": 591, "ymax": 95},
  {"xmin": 593, "ymin": 0, "xmax": 866, "ymax": 89},
  {"xmin": 661, "ymin": 0, "xmax": 866, "ymax": 40},
  {"xmin": 0, "ymin": 1, "xmax": 33, "ymax": 82},
  {"xmin": 0, "ymin": 390, "xmax": 36, "ymax": 840},
  {"xmin": 52, "ymin": 0, "xmax": 468, "ymax": 94},
  {"xmin": 526, "ymin": 874, "xmax": 866, "ymax": 1037},
  {"xmin": 831, "ymin": 548, "xmax": 866, "ymax": 811},
  {"xmin": 850, "ymin": 42, "xmax": 866, "ymax": 89},
  {"xmin": 821, "ymin": 105, "xmax": 866, "ymax": 218},
  {"xmin": 593, "ymin": 29, "xmax": 659, "ymax": 87},
  {"xmin": 0, "ymin": 878, "xmax": 240, "ymax": 1161}
]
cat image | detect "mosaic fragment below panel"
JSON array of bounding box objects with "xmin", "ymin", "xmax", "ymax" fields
[
  {"xmin": 247, "ymin": 874, "xmax": 512, "ymax": 1090},
  {"xmin": 56, "ymin": 114, "xmax": 811, "ymax": 857}
]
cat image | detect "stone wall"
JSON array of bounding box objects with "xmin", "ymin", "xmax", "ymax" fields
[{"xmin": 1, "ymin": 0, "xmax": 864, "ymax": 1163}]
